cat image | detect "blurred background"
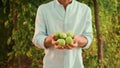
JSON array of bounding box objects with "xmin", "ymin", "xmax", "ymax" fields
[{"xmin": 0, "ymin": 0, "xmax": 120, "ymax": 68}]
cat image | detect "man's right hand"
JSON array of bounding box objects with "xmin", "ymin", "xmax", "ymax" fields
[{"xmin": 44, "ymin": 34, "xmax": 64, "ymax": 49}]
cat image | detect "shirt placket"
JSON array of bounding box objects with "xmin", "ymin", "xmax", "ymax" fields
[
  {"xmin": 54, "ymin": 0, "xmax": 72, "ymax": 32},
  {"xmin": 61, "ymin": 6, "xmax": 66, "ymax": 32},
  {"xmin": 63, "ymin": 5, "xmax": 71, "ymax": 32}
]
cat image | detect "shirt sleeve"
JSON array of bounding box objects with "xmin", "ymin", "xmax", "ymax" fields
[
  {"xmin": 82, "ymin": 7, "xmax": 93, "ymax": 49},
  {"xmin": 32, "ymin": 6, "xmax": 47, "ymax": 49}
]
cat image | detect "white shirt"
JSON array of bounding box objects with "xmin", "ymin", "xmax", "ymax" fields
[{"xmin": 32, "ymin": 0, "xmax": 93, "ymax": 68}]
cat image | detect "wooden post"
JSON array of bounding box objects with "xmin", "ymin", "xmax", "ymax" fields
[
  {"xmin": 13, "ymin": 7, "xmax": 22, "ymax": 68},
  {"xmin": 93, "ymin": 0, "xmax": 103, "ymax": 68},
  {"xmin": 13, "ymin": 8, "xmax": 17, "ymax": 30}
]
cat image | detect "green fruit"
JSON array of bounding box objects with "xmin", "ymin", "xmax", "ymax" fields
[
  {"xmin": 66, "ymin": 31, "xmax": 74, "ymax": 37},
  {"xmin": 59, "ymin": 32, "xmax": 67, "ymax": 39},
  {"xmin": 57, "ymin": 39, "xmax": 65, "ymax": 46},
  {"xmin": 54, "ymin": 31, "xmax": 61, "ymax": 40},
  {"xmin": 66, "ymin": 37, "xmax": 73, "ymax": 45},
  {"xmin": 55, "ymin": 31, "xmax": 61, "ymax": 37},
  {"xmin": 54, "ymin": 36, "xmax": 59, "ymax": 41}
]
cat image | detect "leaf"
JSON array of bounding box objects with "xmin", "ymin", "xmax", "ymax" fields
[{"xmin": 7, "ymin": 37, "xmax": 11, "ymax": 45}]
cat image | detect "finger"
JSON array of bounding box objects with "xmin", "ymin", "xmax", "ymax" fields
[
  {"xmin": 51, "ymin": 34, "xmax": 55, "ymax": 37},
  {"xmin": 72, "ymin": 42, "xmax": 78, "ymax": 47},
  {"xmin": 52, "ymin": 40, "xmax": 58, "ymax": 45},
  {"xmin": 72, "ymin": 40, "xmax": 78, "ymax": 47},
  {"xmin": 73, "ymin": 39, "xmax": 76, "ymax": 43},
  {"xmin": 72, "ymin": 44, "xmax": 78, "ymax": 47},
  {"xmin": 54, "ymin": 45, "xmax": 64, "ymax": 49},
  {"xmin": 53, "ymin": 34, "xmax": 56, "ymax": 39},
  {"xmin": 64, "ymin": 45, "xmax": 73, "ymax": 49}
]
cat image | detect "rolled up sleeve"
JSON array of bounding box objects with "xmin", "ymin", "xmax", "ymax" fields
[
  {"xmin": 82, "ymin": 8, "xmax": 93, "ymax": 49},
  {"xmin": 32, "ymin": 6, "xmax": 47, "ymax": 49}
]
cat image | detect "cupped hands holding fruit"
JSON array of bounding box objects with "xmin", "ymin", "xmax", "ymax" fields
[
  {"xmin": 54, "ymin": 31, "xmax": 77, "ymax": 49},
  {"xmin": 44, "ymin": 31, "xmax": 87, "ymax": 49}
]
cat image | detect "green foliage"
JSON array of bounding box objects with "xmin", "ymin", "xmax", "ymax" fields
[
  {"xmin": 0, "ymin": 0, "xmax": 120, "ymax": 68},
  {"xmin": 79, "ymin": 0, "xmax": 120, "ymax": 68},
  {"xmin": 98, "ymin": 0, "xmax": 120, "ymax": 67}
]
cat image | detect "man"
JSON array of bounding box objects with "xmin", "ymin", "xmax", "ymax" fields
[{"xmin": 32, "ymin": 0, "xmax": 93, "ymax": 68}]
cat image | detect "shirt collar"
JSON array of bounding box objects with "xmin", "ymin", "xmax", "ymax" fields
[{"xmin": 54, "ymin": 0, "xmax": 75, "ymax": 6}]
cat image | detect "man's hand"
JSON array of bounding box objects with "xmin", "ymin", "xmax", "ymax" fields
[
  {"xmin": 64, "ymin": 35, "xmax": 88, "ymax": 49},
  {"xmin": 64, "ymin": 41, "xmax": 78, "ymax": 49},
  {"xmin": 44, "ymin": 34, "xmax": 64, "ymax": 49},
  {"xmin": 44, "ymin": 34, "xmax": 56, "ymax": 48},
  {"xmin": 44, "ymin": 35, "xmax": 87, "ymax": 49},
  {"xmin": 73, "ymin": 35, "xmax": 88, "ymax": 48}
]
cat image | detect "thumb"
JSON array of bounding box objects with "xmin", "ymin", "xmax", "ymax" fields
[
  {"xmin": 51, "ymin": 34, "xmax": 55, "ymax": 38},
  {"xmin": 52, "ymin": 40, "xmax": 58, "ymax": 45}
]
